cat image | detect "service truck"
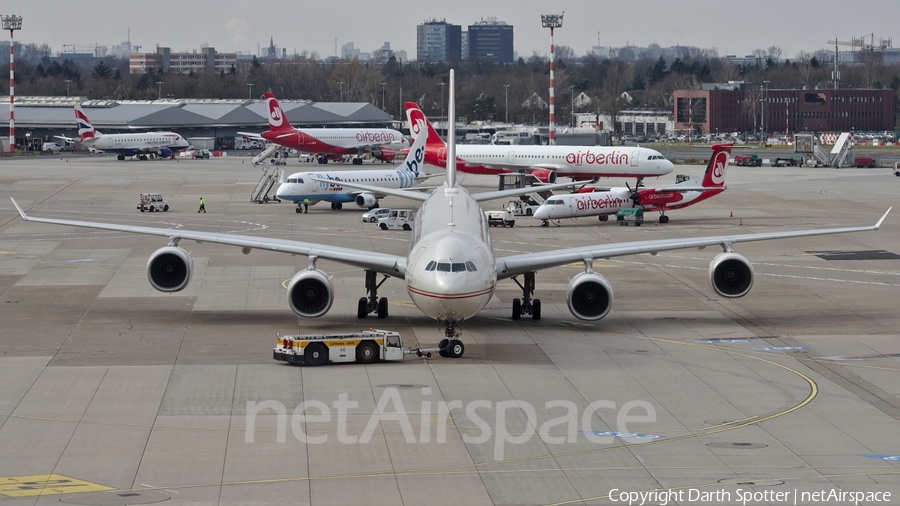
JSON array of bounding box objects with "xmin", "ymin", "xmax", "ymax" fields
[
  {"xmin": 273, "ymin": 329, "xmax": 435, "ymax": 365},
  {"xmin": 485, "ymin": 208, "xmax": 515, "ymax": 227},
  {"xmin": 378, "ymin": 209, "xmax": 416, "ymax": 230}
]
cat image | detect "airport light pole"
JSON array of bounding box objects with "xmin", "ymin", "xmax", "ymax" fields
[
  {"xmin": 541, "ymin": 12, "xmax": 563, "ymax": 145},
  {"xmin": 156, "ymin": 81, "xmax": 162, "ymax": 100},
  {"xmin": 380, "ymin": 82, "xmax": 386, "ymax": 111},
  {"xmin": 570, "ymin": 85, "xmax": 575, "ymax": 127},
  {"xmin": 760, "ymin": 80, "xmax": 769, "ymax": 144},
  {"xmin": 504, "ymin": 84, "xmax": 509, "ymax": 124},
  {"xmin": 64, "ymin": 79, "xmax": 71, "ymax": 97},
  {"xmin": 247, "ymin": 83, "xmax": 253, "ymax": 100},
  {"xmin": 338, "ymin": 81, "xmax": 344, "ymax": 102},
  {"xmin": 3, "ymin": 14, "xmax": 22, "ymax": 154}
]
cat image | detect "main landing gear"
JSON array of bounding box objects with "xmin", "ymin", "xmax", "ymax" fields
[
  {"xmin": 357, "ymin": 269, "xmax": 390, "ymax": 319},
  {"xmin": 658, "ymin": 212, "xmax": 669, "ymax": 224},
  {"xmin": 511, "ymin": 272, "xmax": 541, "ymax": 321},
  {"xmin": 437, "ymin": 321, "xmax": 465, "ymax": 358}
]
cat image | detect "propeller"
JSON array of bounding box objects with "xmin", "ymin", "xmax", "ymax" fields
[{"xmin": 626, "ymin": 178, "xmax": 645, "ymax": 208}]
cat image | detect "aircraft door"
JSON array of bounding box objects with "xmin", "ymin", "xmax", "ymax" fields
[
  {"xmin": 508, "ymin": 151, "xmax": 515, "ymax": 164},
  {"xmin": 631, "ymin": 150, "xmax": 639, "ymax": 167}
]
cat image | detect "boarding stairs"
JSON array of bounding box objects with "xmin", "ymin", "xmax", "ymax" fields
[
  {"xmin": 252, "ymin": 144, "xmax": 287, "ymax": 166},
  {"xmin": 829, "ymin": 132, "xmax": 853, "ymax": 168},
  {"xmin": 251, "ymin": 166, "xmax": 283, "ymax": 203}
]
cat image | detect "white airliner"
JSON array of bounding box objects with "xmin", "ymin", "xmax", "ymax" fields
[
  {"xmin": 57, "ymin": 106, "xmax": 190, "ymax": 160},
  {"xmin": 404, "ymin": 102, "xmax": 674, "ymax": 183},
  {"xmin": 274, "ymin": 118, "xmax": 433, "ymax": 212},
  {"xmin": 13, "ymin": 71, "xmax": 890, "ymax": 359},
  {"xmin": 239, "ymin": 92, "xmax": 406, "ymax": 165},
  {"xmin": 534, "ymin": 143, "xmax": 732, "ymax": 224}
]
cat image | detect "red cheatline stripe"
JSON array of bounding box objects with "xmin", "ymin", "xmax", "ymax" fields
[{"xmin": 407, "ymin": 286, "xmax": 494, "ymax": 301}]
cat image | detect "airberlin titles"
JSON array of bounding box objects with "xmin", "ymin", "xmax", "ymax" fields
[
  {"xmin": 565, "ymin": 150, "xmax": 629, "ymax": 166},
  {"xmin": 355, "ymin": 131, "xmax": 400, "ymax": 143}
]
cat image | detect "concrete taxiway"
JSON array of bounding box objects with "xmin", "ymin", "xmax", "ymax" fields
[{"xmin": 0, "ymin": 153, "xmax": 899, "ymax": 505}]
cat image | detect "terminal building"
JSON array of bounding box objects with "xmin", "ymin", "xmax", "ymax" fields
[
  {"xmin": 129, "ymin": 46, "xmax": 238, "ymax": 74},
  {"xmin": 672, "ymin": 82, "xmax": 895, "ymax": 136}
]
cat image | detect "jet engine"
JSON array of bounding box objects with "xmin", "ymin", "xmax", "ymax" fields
[
  {"xmin": 566, "ymin": 272, "xmax": 614, "ymax": 320},
  {"xmin": 159, "ymin": 148, "xmax": 172, "ymax": 158},
  {"xmin": 355, "ymin": 193, "xmax": 378, "ymax": 208},
  {"xmin": 147, "ymin": 246, "xmax": 192, "ymax": 292},
  {"xmin": 287, "ymin": 269, "xmax": 334, "ymax": 317},
  {"xmin": 530, "ymin": 169, "xmax": 557, "ymax": 184},
  {"xmin": 371, "ymin": 147, "xmax": 397, "ymax": 162},
  {"xmin": 708, "ymin": 252, "xmax": 754, "ymax": 298}
]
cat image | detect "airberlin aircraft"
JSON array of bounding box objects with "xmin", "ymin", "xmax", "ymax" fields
[
  {"xmin": 239, "ymin": 92, "xmax": 405, "ymax": 165},
  {"xmin": 534, "ymin": 144, "xmax": 732, "ymax": 224},
  {"xmin": 404, "ymin": 102, "xmax": 674, "ymax": 183},
  {"xmin": 13, "ymin": 73, "xmax": 890, "ymax": 360}
]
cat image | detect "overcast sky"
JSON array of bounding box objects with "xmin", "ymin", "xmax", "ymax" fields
[{"xmin": 7, "ymin": 0, "xmax": 897, "ymax": 61}]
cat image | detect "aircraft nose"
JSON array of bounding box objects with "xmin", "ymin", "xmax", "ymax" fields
[{"xmin": 533, "ymin": 207, "xmax": 549, "ymax": 219}]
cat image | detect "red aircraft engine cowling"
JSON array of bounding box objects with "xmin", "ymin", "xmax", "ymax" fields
[
  {"xmin": 371, "ymin": 147, "xmax": 397, "ymax": 162},
  {"xmin": 529, "ymin": 169, "xmax": 557, "ymax": 184}
]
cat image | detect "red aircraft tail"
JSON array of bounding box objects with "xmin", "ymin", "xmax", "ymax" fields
[
  {"xmin": 700, "ymin": 143, "xmax": 733, "ymax": 188},
  {"xmin": 264, "ymin": 92, "xmax": 294, "ymax": 132}
]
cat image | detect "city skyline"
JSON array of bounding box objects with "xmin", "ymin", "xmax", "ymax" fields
[{"xmin": 4, "ymin": 0, "xmax": 898, "ymax": 62}]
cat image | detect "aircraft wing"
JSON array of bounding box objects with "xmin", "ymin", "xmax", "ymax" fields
[
  {"xmin": 11, "ymin": 199, "xmax": 406, "ymax": 277},
  {"xmin": 308, "ymin": 177, "xmax": 578, "ymax": 204},
  {"xmin": 495, "ymin": 208, "xmax": 891, "ymax": 280},
  {"xmin": 55, "ymin": 135, "xmax": 77, "ymax": 145},
  {"xmin": 236, "ymin": 131, "xmax": 266, "ymax": 140},
  {"xmin": 650, "ymin": 185, "xmax": 726, "ymax": 192}
]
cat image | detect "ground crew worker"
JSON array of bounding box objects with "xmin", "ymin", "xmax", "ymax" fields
[
  {"xmin": 198, "ymin": 197, "xmax": 206, "ymax": 213},
  {"xmin": 303, "ymin": 197, "xmax": 309, "ymax": 213}
]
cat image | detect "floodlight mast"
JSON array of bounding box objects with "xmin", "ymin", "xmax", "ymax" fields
[
  {"xmin": 541, "ymin": 13, "xmax": 563, "ymax": 145},
  {"xmin": 3, "ymin": 15, "xmax": 23, "ymax": 154}
]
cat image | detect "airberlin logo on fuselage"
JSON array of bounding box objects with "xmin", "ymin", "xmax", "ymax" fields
[
  {"xmin": 565, "ymin": 150, "xmax": 629, "ymax": 166},
  {"xmin": 575, "ymin": 194, "xmax": 627, "ymax": 211},
  {"xmin": 356, "ymin": 131, "xmax": 397, "ymax": 143},
  {"xmin": 268, "ymin": 98, "xmax": 284, "ymax": 128}
]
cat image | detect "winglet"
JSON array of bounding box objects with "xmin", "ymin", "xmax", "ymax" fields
[
  {"xmin": 874, "ymin": 207, "xmax": 892, "ymax": 229},
  {"xmin": 11, "ymin": 198, "xmax": 28, "ymax": 220}
]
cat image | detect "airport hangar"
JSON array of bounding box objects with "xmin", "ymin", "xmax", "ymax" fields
[{"xmin": 0, "ymin": 96, "xmax": 398, "ymax": 151}]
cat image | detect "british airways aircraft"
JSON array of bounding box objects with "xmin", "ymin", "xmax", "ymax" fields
[
  {"xmin": 14, "ymin": 71, "xmax": 890, "ymax": 359},
  {"xmin": 57, "ymin": 106, "xmax": 190, "ymax": 160}
]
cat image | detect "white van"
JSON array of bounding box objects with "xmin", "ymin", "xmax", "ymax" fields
[
  {"xmin": 361, "ymin": 208, "xmax": 391, "ymax": 223},
  {"xmin": 42, "ymin": 142, "xmax": 62, "ymax": 153}
]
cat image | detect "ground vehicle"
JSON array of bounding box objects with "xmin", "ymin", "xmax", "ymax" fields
[
  {"xmin": 734, "ymin": 154, "xmax": 762, "ymax": 167},
  {"xmin": 773, "ymin": 155, "xmax": 803, "ymax": 167},
  {"xmin": 195, "ymin": 149, "xmax": 211, "ymax": 159},
  {"xmin": 136, "ymin": 193, "xmax": 169, "ymax": 212},
  {"xmin": 894, "ymin": 162, "xmax": 900, "ymax": 176},
  {"xmin": 485, "ymin": 209, "xmax": 515, "ymax": 227},
  {"xmin": 41, "ymin": 142, "xmax": 62, "ymax": 153},
  {"xmin": 505, "ymin": 193, "xmax": 547, "ymax": 217},
  {"xmin": 378, "ymin": 209, "xmax": 416, "ymax": 230},
  {"xmin": 274, "ymin": 329, "xmax": 432, "ymax": 365},
  {"xmin": 854, "ymin": 156, "xmax": 876, "ymax": 168},
  {"xmin": 616, "ymin": 208, "xmax": 643, "ymax": 226},
  {"xmin": 361, "ymin": 208, "xmax": 391, "ymax": 223}
]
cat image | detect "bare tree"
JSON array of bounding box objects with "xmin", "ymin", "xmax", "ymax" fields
[{"xmin": 767, "ymin": 46, "xmax": 783, "ymax": 62}]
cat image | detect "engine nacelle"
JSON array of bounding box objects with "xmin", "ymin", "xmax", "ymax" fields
[
  {"xmin": 566, "ymin": 272, "xmax": 614, "ymax": 321},
  {"xmin": 530, "ymin": 169, "xmax": 557, "ymax": 184},
  {"xmin": 371, "ymin": 147, "xmax": 397, "ymax": 162},
  {"xmin": 355, "ymin": 193, "xmax": 378, "ymax": 208},
  {"xmin": 287, "ymin": 269, "xmax": 334, "ymax": 317},
  {"xmin": 159, "ymin": 147, "xmax": 172, "ymax": 158},
  {"xmin": 147, "ymin": 246, "xmax": 192, "ymax": 292},
  {"xmin": 708, "ymin": 252, "xmax": 754, "ymax": 298}
]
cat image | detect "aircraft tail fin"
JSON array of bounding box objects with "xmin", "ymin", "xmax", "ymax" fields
[
  {"xmin": 699, "ymin": 143, "xmax": 733, "ymax": 188},
  {"xmin": 264, "ymin": 92, "xmax": 294, "ymax": 132},
  {"xmin": 75, "ymin": 106, "xmax": 96, "ymax": 141},
  {"xmin": 404, "ymin": 102, "xmax": 445, "ymax": 149},
  {"xmin": 400, "ymin": 114, "xmax": 428, "ymax": 176}
]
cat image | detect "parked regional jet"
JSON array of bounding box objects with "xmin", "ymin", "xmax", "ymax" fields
[
  {"xmin": 275, "ymin": 120, "xmax": 433, "ymax": 212},
  {"xmin": 56, "ymin": 106, "xmax": 190, "ymax": 160},
  {"xmin": 239, "ymin": 92, "xmax": 406, "ymax": 165},
  {"xmin": 534, "ymin": 143, "xmax": 732, "ymax": 224},
  {"xmin": 404, "ymin": 102, "xmax": 674, "ymax": 183},
  {"xmin": 14, "ymin": 71, "xmax": 890, "ymax": 359}
]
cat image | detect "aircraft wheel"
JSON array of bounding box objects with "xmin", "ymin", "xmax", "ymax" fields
[
  {"xmin": 659, "ymin": 215, "xmax": 669, "ymax": 224},
  {"xmin": 295, "ymin": 207, "xmax": 302, "ymax": 214},
  {"xmin": 357, "ymin": 297, "xmax": 368, "ymax": 319},
  {"xmin": 512, "ymin": 298, "xmax": 521, "ymax": 320},
  {"xmin": 305, "ymin": 343, "xmax": 327, "ymax": 366},
  {"xmin": 532, "ymin": 299, "xmax": 541, "ymax": 321},
  {"xmin": 377, "ymin": 297, "xmax": 388, "ymax": 319},
  {"xmin": 117, "ymin": 154, "xmax": 125, "ymax": 161},
  {"xmin": 356, "ymin": 341, "xmax": 378, "ymax": 364},
  {"xmin": 599, "ymin": 215, "xmax": 609, "ymax": 222},
  {"xmin": 447, "ymin": 341, "xmax": 465, "ymax": 358},
  {"xmin": 438, "ymin": 339, "xmax": 449, "ymax": 357}
]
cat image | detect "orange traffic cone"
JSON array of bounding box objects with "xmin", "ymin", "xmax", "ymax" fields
[{"xmin": 729, "ymin": 210, "xmax": 733, "ymax": 217}]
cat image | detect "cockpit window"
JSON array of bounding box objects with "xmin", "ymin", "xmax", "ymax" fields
[
  {"xmin": 548, "ymin": 199, "xmax": 564, "ymax": 205},
  {"xmin": 426, "ymin": 261, "xmax": 436, "ymax": 271},
  {"xmin": 465, "ymin": 261, "xmax": 477, "ymax": 272},
  {"xmin": 436, "ymin": 263, "xmax": 451, "ymax": 272},
  {"xmin": 451, "ymin": 263, "xmax": 466, "ymax": 272},
  {"xmin": 430, "ymin": 261, "xmax": 477, "ymax": 273}
]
